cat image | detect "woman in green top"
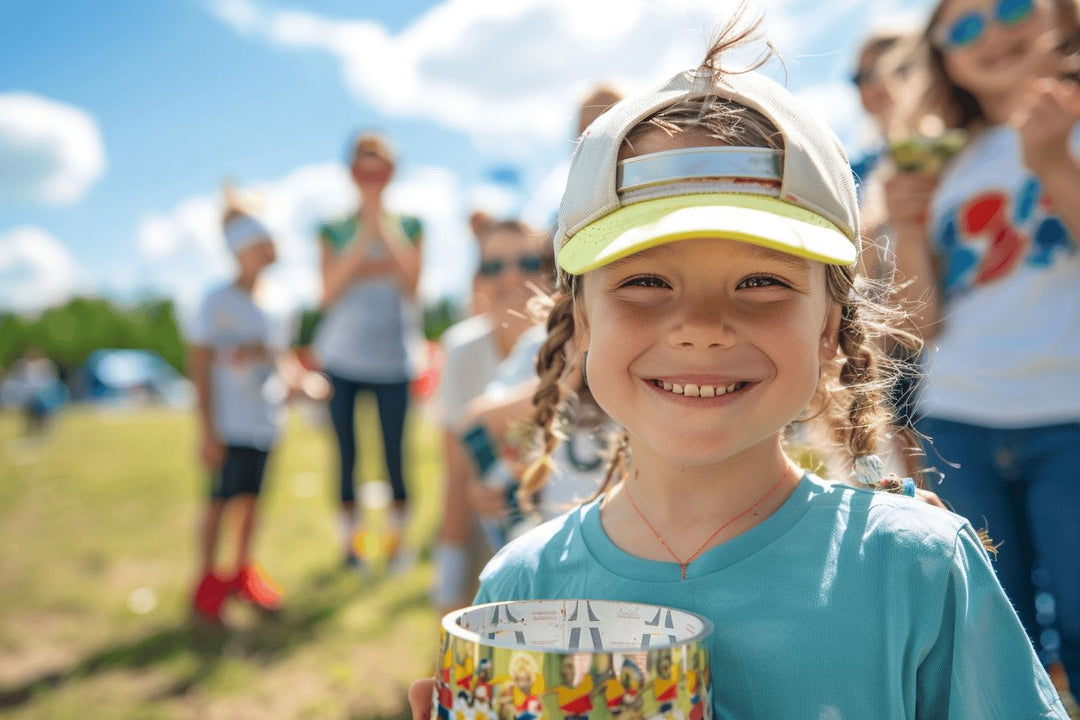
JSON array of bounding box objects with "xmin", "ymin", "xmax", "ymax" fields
[{"xmin": 314, "ymin": 132, "xmax": 423, "ymax": 571}]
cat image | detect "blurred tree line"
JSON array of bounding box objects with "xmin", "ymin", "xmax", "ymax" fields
[
  {"xmin": 0, "ymin": 298, "xmax": 186, "ymax": 375},
  {"xmin": 1, "ymin": 296, "xmax": 464, "ymax": 377}
]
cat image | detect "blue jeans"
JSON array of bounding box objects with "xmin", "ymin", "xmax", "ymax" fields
[
  {"xmin": 918, "ymin": 417, "xmax": 1080, "ymax": 689},
  {"xmin": 327, "ymin": 373, "xmax": 410, "ymax": 505}
]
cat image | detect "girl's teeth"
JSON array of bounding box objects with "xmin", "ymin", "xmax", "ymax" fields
[{"xmin": 655, "ymin": 380, "xmax": 743, "ymax": 397}]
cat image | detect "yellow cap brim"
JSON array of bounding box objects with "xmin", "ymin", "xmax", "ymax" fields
[{"xmin": 557, "ymin": 193, "xmax": 856, "ymax": 275}]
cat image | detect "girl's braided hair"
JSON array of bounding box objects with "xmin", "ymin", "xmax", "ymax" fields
[{"xmin": 521, "ymin": 7, "xmax": 922, "ymax": 502}]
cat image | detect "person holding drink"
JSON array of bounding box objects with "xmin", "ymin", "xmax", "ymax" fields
[{"xmin": 884, "ymin": 0, "xmax": 1080, "ymax": 695}]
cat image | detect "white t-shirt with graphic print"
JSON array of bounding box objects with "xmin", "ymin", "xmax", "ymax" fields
[
  {"xmin": 190, "ymin": 283, "xmax": 285, "ymax": 450},
  {"xmin": 920, "ymin": 124, "xmax": 1080, "ymax": 427}
]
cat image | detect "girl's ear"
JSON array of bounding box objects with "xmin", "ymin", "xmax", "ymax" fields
[{"xmin": 819, "ymin": 303, "xmax": 842, "ymax": 362}]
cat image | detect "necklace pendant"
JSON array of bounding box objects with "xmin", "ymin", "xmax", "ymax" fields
[{"xmin": 680, "ymin": 563, "xmax": 688, "ymax": 581}]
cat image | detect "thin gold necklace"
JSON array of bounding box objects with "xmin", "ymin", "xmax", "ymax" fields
[{"xmin": 622, "ymin": 465, "xmax": 793, "ymax": 581}]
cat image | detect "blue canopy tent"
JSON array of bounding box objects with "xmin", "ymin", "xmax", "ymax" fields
[{"xmin": 81, "ymin": 350, "xmax": 191, "ymax": 407}]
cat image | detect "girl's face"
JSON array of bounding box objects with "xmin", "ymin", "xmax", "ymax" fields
[
  {"xmin": 475, "ymin": 228, "xmax": 551, "ymax": 319},
  {"xmin": 855, "ymin": 45, "xmax": 898, "ymax": 128},
  {"xmin": 236, "ymin": 238, "xmax": 276, "ymax": 275},
  {"xmin": 577, "ymin": 237, "xmax": 839, "ymax": 469},
  {"xmin": 936, "ymin": 0, "xmax": 1055, "ymax": 97},
  {"xmin": 350, "ymin": 152, "xmax": 394, "ymax": 189}
]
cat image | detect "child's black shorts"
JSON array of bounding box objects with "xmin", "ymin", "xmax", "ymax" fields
[{"xmin": 211, "ymin": 446, "xmax": 270, "ymax": 499}]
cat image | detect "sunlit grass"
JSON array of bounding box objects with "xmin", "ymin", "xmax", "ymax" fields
[{"xmin": 0, "ymin": 400, "xmax": 444, "ymax": 719}]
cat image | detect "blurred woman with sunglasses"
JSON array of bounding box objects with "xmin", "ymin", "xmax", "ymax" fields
[
  {"xmin": 431, "ymin": 218, "xmax": 553, "ymax": 615},
  {"xmin": 850, "ymin": 28, "xmax": 916, "ymax": 197},
  {"xmin": 315, "ymin": 132, "xmax": 424, "ymax": 572},
  {"xmin": 885, "ymin": 0, "xmax": 1080, "ymax": 693}
]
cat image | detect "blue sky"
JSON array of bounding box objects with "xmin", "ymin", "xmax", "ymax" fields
[{"xmin": 0, "ymin": 0, "xmax": 931, "ymax": 324}]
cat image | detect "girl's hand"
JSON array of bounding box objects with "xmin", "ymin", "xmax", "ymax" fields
[
  {"xmin": 883, "ymin": 171, "xmax": 938, "ymax": 232},
  {"xmin": 200, "ymin": 432, "xmax": 225, "ymax": 470},
  {"xmin": 346, "ymin": 233, "xmax": 374, "ymax": 261},
  {"xmin": 915, "ymin": 487, "xmax": 948, "ymax": 510},
  {"xmin": 1012, "ymin": 77, "xmax": 1080, "ymax": 177},
  {"xmin": 300, "ymin": 371, "xmax": 332, "ymax": 402},
  {"xmin": 408, "ymin": 678, "xmax": 434, "ymax": 720},
  {"xmin": 228, "ymin": 343, "xmax": 271, "ymax": 366},
  {"xmin": 359, "ymin": 184, "xmax": 386, "ymax": 221},
  {"xmin": 468, "ymin": 479, "xmax": 509, "ymax": 519}
]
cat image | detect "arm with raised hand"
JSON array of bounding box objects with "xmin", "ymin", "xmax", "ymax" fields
[
  {"xmin": 1014, "ymin": 77, "xmax": 1080, "ymax": 240},
  {"xmin": 318, "ymin": 228, "xmax": 398, "ymax": 309}
]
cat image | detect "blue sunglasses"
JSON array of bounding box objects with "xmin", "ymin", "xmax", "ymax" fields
[{"xmin": 936, "ymin": 0, "xmax": 1037, "ymax": 50}]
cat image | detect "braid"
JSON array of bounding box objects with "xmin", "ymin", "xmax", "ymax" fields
[
  {"xmin": 812, "ymin": 265, "xmax": 913, "ymax": 479},
  {"xmin": 824, "ymin": 268, "xmax": 959, "ymax": 498},
  {"xmin": 519, "ymin": 292, "xmax": 576, "ymax": 500},
  {"xmin": 835, "ymin": 297, "xmax": 886, "ymax": 461},
  {"xmin": 595, "ymin": 430, "xmax": 630, "ymax": 502}
]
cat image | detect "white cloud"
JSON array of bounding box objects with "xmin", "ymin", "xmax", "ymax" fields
[
  {"xmin": 133, "ymin": 163, "xmax": 348, "ymax": 324},
  {"xmin": 209, "ymin": 0, "xmax": 261, "ymax": 35},
  {"xmin": 208, "ymin": 0, "xmax": 940, "ymax": 158},
  {"xmin": 136, "ymin": 195, "xmax": 222, "ymax": 261},
  {"xmin": 0, "ymin": 93, "xmax": 106, "ymax": 205},
  {"xmin": 387, "ymin": 166, "xmax": 475, "ymax": 300},
  {"xmin": 467, "ymin": 182, "xmax": 523, "ymax": 220},
  {"xmin": 862, "ymin": 6, "xmax": 932, "ymax": 38},
  {"xmin": 0, "ymin": 226, "xmax": 82, "ymax": 311},
  {"xmin": 794, "ymin": 81, "xmax": 866, "ymax": 156},
  {"xmin": 209, "ymin": 0, "xmax": 759, "ymax": 149},
  {"xmin": 519, "ymin": 159, "xmax": 568, "ymax": 231},
  {"xmin": 133, "ymin": 161, "xmax": 475, "ymax": 328}
]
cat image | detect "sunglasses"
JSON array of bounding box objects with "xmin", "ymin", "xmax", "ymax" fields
[
  {"xmin": 935, "ymin": 0, "xmax": 1036, "ymax": 51},
  {"xmin": 851, "ymin": 67, "xmax": 879, "ymax": 86},
  {"xmin": 851, "ymin": 60, "xmax": 912, "ymax": 87},
  {"xmin": 478, "ymin": 253, "xmax": 548, "ymax": 278}
]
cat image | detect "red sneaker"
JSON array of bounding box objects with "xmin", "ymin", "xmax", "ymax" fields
[
  {"xmin": 192, "ymin": 571, "xmax": 231, "ymax": 624},
  {"xmin": 234, "ymin": 563, "xmax": 283, "ymax": 613}
]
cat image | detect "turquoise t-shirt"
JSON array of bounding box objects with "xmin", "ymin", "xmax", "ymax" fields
[
  {"xmin": 314, "ymin": 214, "xmax": 423, "ymax": 382},
  {"xmin": 476, "ymin": 473, "xmax": 1067, "ymax": 719}
]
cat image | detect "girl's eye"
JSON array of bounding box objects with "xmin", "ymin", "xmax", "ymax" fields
[
  {"xmin": 620, "ymin": 274, "xmax": 671, "ymax": 289},
  {"xmin": 737, "ymin": 274, "xmax": 788, "ymax": 290}
]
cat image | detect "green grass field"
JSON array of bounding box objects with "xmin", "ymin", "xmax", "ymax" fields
[{"xmin": 0, "ymin": 401, "xmax": 445, "ymax": 719}]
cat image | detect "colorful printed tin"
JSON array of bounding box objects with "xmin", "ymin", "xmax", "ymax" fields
[{"xmin": 433, "ymin": 600, "xmax": 713, "ymax": 720}]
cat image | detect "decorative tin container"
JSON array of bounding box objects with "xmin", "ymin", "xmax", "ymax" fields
[{"xmin": 434, "ymin": 599, "xmax": 713, "ymax": 720}]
